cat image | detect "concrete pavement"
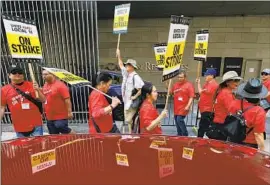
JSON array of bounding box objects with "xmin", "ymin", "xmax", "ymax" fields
[{"xmin": 1, "ymin": 120, "xmax": 269, "ymax": 153}]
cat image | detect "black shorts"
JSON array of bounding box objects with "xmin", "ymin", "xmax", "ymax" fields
[{"xmin": 47, "ymin": 119, "xmax": 71, "ymax": 134}]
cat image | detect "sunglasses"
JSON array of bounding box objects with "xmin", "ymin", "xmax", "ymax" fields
[
  {"xmin": 11, "ymin": 71, "xmax": 23, "ymax": 75},
  {"xmin": 229, "ymin": 79, "xmax": 241, "ymax": 82},
  {"xmin": 261, "ymin": 72, "xmax": 269, "ymax": 76}
]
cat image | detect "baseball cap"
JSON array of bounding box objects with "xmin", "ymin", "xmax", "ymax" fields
[
  {"xmin": 9, "ymin": 66, "xmax": 24, "ymax": 74},
  {"xmin": 204, "ymin": 68, "xmax": 217, "ymax": 77}
]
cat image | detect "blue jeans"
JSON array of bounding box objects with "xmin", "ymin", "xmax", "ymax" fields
[
  {"xmin": 16, "ymin": 126, "xmax": 43, "ymax": 138},
  {"xmin": 174, "ymin": 115, "xmax": 188, "ymax": 136},
  {"xmin": 47, "ymin": 119, "xmax": 72, "ymax": 134}
]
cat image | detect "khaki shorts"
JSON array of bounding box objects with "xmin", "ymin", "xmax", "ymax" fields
[{"xmin": 124, "ymin": 108, "xmax": 137, "ymax": 125}]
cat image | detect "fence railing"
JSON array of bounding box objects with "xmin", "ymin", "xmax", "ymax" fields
[
  {"xmin": 2, "ymin": 95, "xmax": 200, "ymax": 128},
  {"xmin": 1, "ymin": 0, "xmax": 99, "ymax": 125}
]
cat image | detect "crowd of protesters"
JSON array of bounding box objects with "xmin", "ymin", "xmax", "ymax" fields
[{"xmin": 1, "ymin": 50, "xmax": 270, "ymax": 151}]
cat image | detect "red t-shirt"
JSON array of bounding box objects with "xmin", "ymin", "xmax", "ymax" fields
[
  {"xmin": 263, "ymin": 79, "xmax": 270, "ymax": 102},
  {"xmin": 171, "ymin": 81, "xmax": 195, "ymax": 116},
  {"xmin": 43, "ymin": 80, "xmax": 70, "ymax": 121},
  {"xmin": 198, "ymin": 80, "xmax": 219, "ymax": 113},
  {"xmin": 139, "ymin": 100, "xmax": 162, "ymax": 135},
  {"xmin": 213, "ymin": 88, "xmax": 235, "ymax": 124},
  {"xmin": 1, "ymin": 82, "xmax": 42, "ymax": 132},
  {"xmin": 229, "ymin": 100, "xmax": 266, "ymax": 144},
  {"xmin": 88, "ymin": 90, "xmax": 113, "ymax": 133}
]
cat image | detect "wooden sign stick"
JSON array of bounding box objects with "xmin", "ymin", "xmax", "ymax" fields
[
  {"xmin": 164, "ymin": 79, "xmax": 172, "ymax": 110},
  {"xmin": 117, "ymin": 33, "xmax": 121, "ymax": 50},
  {"xmin": 196, "ymin": 60, "xmax": 201, "ymax": 79},
  {"xmin": 28, "ymin": 63, "xmax": 39, "ymax": 98}
]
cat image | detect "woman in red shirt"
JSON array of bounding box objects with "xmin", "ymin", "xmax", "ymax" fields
[
  {"xmin": 139, "ymin": 83, "xmax": 167, "ymax": 134},
  {"xmin": 229, "ymin": 78, "xmax": 267, "ymax": 150},
  {"xmin": 207, "ymin": 71, "xmax": 242, "ymax": 141},
  {"xmin": 88, "ymin": 72, "xmax": 121, "ymax": 133}
]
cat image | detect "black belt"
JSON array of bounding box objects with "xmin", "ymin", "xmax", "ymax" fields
[{"xmin": 241, "ymin": 142, "xmax": 258, "ymax": 149}]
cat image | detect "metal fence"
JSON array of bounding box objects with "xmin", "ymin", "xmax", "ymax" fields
[
  {"xmin": 1, "ymin": 1, "xmax": 99, "ymax": 124},
  {"xmin": 1, "ymin": 1, "xmax": 199, "ymax": 128},
  {"xmin": 156, "ymin": 95, "xmax": 199, "ymax": 127}
]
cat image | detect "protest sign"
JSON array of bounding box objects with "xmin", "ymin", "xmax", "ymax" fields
[
  {"xmin": 31, "ymin": 149, "xmax": 56, "ymax": 174},
  {"xmin": 158, "ymin": 148, "xmax": 174, "ymax": 178},
  {"xmin": 115, "ymin": 153, "xmax": 129, "ymax": 167},
  {"xmin": 113, "ymin": 3, "xmax": 131, "ymax": 49},
  {"xmin": 43, "ymin": 67, "xmax": 114, "ymax": 100},
  {"xmin": 43, "ymin": 67, "xmax": 90, "ymax": 85},
  {"xmin": 194, "ymin": 30, "xmax": 209, "ymax": 62},
  {"xmin": 182, "ymin": 147, "xmax": 194, "ymax": 160},
  {"xmin": 113, "ymin": 3, "xmax": 131, "ymax": 34},
  {"xmin": 2, "ymin": 14, "xmax": 43, "ymax": 60},
  {"xmin": 153, "ymin": 43, "xmax": 167, "ymax": 69},
  {"xmin": 150, "ymin": 140, "xmax": 166, "ymax": 149},
  {"xmin": 162, "ymin": 15, "xmax": 190, "ymax": 82},
  {"xmin": 194, "ymin": 30, "xmax": 209, "ymax": 78},
  {"xmin": 3, "ymin": 14, "xmax": 43, "ymax": 97}
]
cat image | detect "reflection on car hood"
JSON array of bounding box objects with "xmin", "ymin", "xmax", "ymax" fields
[{"xmin": 2, "ymin": 135, "xmax": 270, "ymax": 185}]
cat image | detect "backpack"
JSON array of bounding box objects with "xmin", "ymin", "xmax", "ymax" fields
[
  {"xmin": 130, "ymin": 74, "xmax": 140, "ymax": 108},
  {"xmin": 223, "ymin": 100, "xmax": 255, "ymax": 143},
  {"xmin": 132, "ymin": 112, "xmax": 140, "ymax": 134}
]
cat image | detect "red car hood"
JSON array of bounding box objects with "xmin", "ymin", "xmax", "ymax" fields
[{"xmin": 2, "ymin": 134, "xmax": 270, "ymax": 185}]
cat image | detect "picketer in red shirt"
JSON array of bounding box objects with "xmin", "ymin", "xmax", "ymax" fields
[
  {"xmin": 88, "ymin": 90, "xmax": 114, "ymax": 133},
  {"xmin": 170, "ymin": 80, "xmax": 195, "ymax": 116},
  {"xmin": 198, "ymin": 80, "xmax": 219, "ymax": 113},
  {"xmin": 167, "ymin": 72, "xmax": 193, "ymax": 136},
  {"xmin": 229, "ymin": 100, "xmax": 265, "ymax": 145},
  {"xmin": 88, "ymin": 72, "xmax": 121, "ymax": 134},
  {"xmin": 196, "ymin": 68, "xmax": 219, "ymax": 138},
  {"xmin": 43, "ymin": 80, "xmax": 70, "ymax": 120},
  {"xmin": 138, "ymin": 83, "xmax": 167, "ymax": 134},
  {"xmin": 1, "ymin": 81, "xmax": 42, "ymax": 132},
  {"xmin": 139, "ymin": 100, "xmax": 162, "ymax": 134},
  {"xmin": 213, "ymin": 88, "xmax": 235, "ymax": 124}
]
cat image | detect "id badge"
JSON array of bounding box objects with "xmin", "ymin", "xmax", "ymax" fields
[
  {"xmin": 45, "ymin": 100, "xmax": 48, "ymax": 105},
  {"xmin": 178, "ymin": 97, "xmax": 183, "ymax": 101},
  {"xmin": 21, "ymin": 103, "xmax": 30, "ymax": 109}
]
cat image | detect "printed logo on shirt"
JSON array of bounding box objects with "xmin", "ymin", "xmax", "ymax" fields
[
  {"xmin": 173, "ymin": 88, "xmax": 182, "ymax": 94},
  {"xmin": 43, "ymin": 89, "xmax": 52, "ymax": 95},
  {"xmin": 11, "ymin": 91, "xmax": 30, "ymax": 105}
]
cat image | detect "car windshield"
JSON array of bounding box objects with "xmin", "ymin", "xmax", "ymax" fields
[{"xmin": 111, "ymin": 73, "xmax": 122, "ymax": 85}]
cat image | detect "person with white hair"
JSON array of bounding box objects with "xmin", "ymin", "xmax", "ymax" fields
[{"xmin": 116, "ymin": 49, "xmax": 144, "ymax": 133}]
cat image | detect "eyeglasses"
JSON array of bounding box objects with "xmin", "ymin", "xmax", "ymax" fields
[{"xmin": 261, "ymin": 72, "xmax": 269, "ymax": 76}]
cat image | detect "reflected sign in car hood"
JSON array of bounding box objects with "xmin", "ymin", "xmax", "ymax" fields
[{"xmin": 2, "ymin": 135, "xmax": 270, "ymax": 185}]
